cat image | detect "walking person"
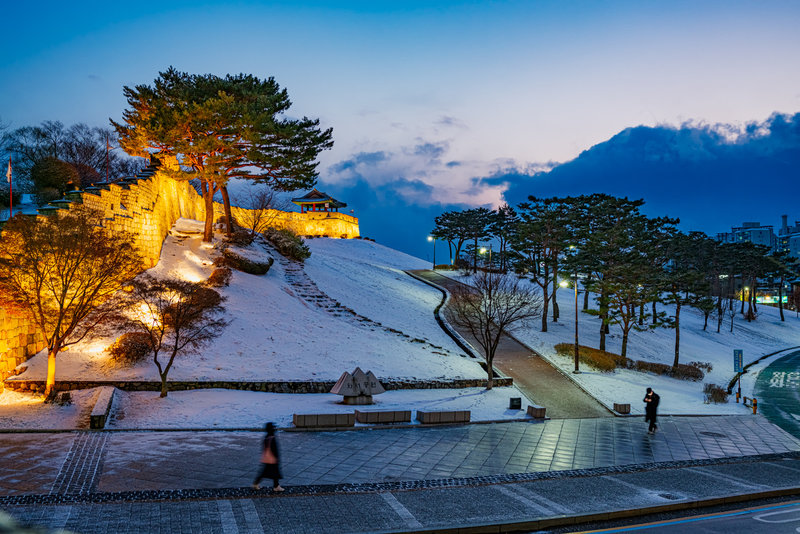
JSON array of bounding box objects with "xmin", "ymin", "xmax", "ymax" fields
[
  {"xmin": 253, "ymin": 422, "xmax": 284, "ymax": 492},
  {"xmin": 644, "ymin": 387, "xmax": 660, "ymax": 434}
]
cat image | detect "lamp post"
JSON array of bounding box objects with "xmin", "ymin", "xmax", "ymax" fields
[
  {"xmin": 560, "ymin": 275, "xmax": 580, "ymax": 373},
  {"xmin": 427, "ymin": 236, "xmax": 436, "ymax": 270},
  {"xmin": 479, "ymin": 245, "xmax": 492, "ymax": 269}
]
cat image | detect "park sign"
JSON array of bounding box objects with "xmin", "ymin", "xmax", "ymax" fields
[{"xmin": 734, "ymin": 349, "xmax": 743, "ymax": 373}]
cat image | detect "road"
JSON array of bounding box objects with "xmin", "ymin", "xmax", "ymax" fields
[
  {"xmin": 755, "ymin": 349, "xmax": 800, "ymax": 438},
  {"xmin": 408, "ymin": 269, "xmax": 611, "ymax": 419},
  {"xmin": 574, "ymin": 500, "xmax": 800, "ymax": 533}
]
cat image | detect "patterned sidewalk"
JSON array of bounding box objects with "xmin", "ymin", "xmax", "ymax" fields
[{"xmin": 0, "ymin": 415, "xmax": 797, "ymax": 497}]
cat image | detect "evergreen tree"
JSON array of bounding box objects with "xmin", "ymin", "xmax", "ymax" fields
[{"xmin": 113, "ymin": 67, "xmax": 333, "ymax": 241}]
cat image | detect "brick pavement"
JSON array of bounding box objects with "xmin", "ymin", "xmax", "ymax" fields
[{"xmin": 1, "ymin": 415, "xmax": 799, "ymax": 533}]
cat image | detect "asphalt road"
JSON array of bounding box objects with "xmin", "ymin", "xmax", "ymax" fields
[
  {"xmin": 573, "ymin": 500, "xmax": 800, "ymax": 533},
  {"xmin": 755, "ymin": 349, "xmax": 800, "ymax": 438}
]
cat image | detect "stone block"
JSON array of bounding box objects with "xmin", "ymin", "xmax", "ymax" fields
[
  {"xmin": 613, "ymin": 403, "xmax": 631, "ymax": 414},
  {"xmin": 527, "ymin": 405, "xmax": 546, "ymax": 419}
]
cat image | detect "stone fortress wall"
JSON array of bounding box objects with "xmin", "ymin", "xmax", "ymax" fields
[{"xmin": 0, "ymin": 168, "xmax": 360, "ymax": 385}]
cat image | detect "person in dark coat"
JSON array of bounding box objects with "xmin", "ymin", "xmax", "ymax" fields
[
  {"xmin": 644, "ymin": 387, "xmax": 660, "ymax": 434},
  {"xmin": 253, "ymin": 422, "xmax": 284, "ymax": 492}
]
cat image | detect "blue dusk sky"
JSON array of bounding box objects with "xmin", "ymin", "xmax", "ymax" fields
[{"xmin": 2, "ymin": 1, "xmax": 800, "ymax": 259}]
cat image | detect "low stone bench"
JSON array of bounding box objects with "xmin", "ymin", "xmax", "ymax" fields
[
  {"xmin": 355, "ymin": 410, "xmax": 411, "ymax": 424},
  {"xmin": 416, "ymin": 410, "xmax": 470, "ymax": 424},
  {"xmin": 527, "ymin": 404, "xmax": 546, "ymax": 419},
  {"xmin": 292, "ymin": 413, "xmax": 355, "ymax": 428},
  {"xmin": 90, "ymin": 387, "xmax": 116, "ymax": 429},
  {"xmin": 613, "ymin": 403, "xmax": 631, "ymax": 415}
]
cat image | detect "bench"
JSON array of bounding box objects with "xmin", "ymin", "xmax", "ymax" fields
[
  {"xmin": 90, "ymin": 387, "xmax": 116, "ymax": 429},
  {"xmin": 416, "ymin": 410, "xmax": 470, "ymax": 424},
  {"xmin": 613, "ymin": 403, "xmax": 631, "ymax": 415},
  {"xmin": 292, "ymin": 413, "xmax": 355, "ymax": 428},
  {"xmin": 527, "ymin": 404, "xmax": 546, "ymax": 419},
  {"xmin": 355, "ymin": 410, "xmax": 411, "ymax": 424}
]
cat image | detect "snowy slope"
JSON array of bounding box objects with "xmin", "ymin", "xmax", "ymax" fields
[{"xmin": 12, "ymin": 222, "xmax": 483, "ymax": 383}]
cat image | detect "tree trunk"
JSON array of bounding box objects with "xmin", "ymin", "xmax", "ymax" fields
[
  {"xmin": 779, "ymin": 277, "xmax": 785, "ymax": 321},
  {"xmin": 44, "ymin": 350, "xmax": 58, "ymax": 399},
  {"xmin": 220, "ymin": 186, "xmax": 233, "ymax": 238},
  {"xmin": 485, "ymin": 358, "xmax": 494, "ymax": 390},
  {"xmin": 672, "ymin": 302, "xmax": 681, "ymax": 369},
  {"xmin": 751, "ymin": 278, "xmax": 758, "ymax": 315},
  {"xmin": 716, "ymin": 295, "xmax": 723, "ymax": 333},
  {"xmin": 160, "ymin": 374, "xmax": 169, "ymax": 398},
  {"xmin": 583, "ymin": 274, "xmax": 590, "ymax": 311},
  {"xmin": 703, "ymin": 311, "xmax": 709, "ymax": 331},
  {"xmin": 473, "ymin": 236, "xmax": 478, "ymax": 273},
  {"xmin": 540, "ymin": 284, "xmax": 550, "ymax": 333},
  {"xmin": 552, "ymin": 275, "xmax": 559, "ymax": 322},
  {"xmin": 621, "ymin": 330, "xmax": 628, "ymax": 358},
  {"xmin": 202, "ymin": 181, "xmax": 215, "ymax": 242},
  {"xmin": 638, "ymin": 303, "xmax": 644, "ymax": 326},
  {"xmin": 652, "ymin": 300, "xmax": 658, "ymax": 325}
]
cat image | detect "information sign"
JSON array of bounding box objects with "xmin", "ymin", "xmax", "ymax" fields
[{"xmin": 734, "ymin": 349, "xmax": 743, "ymax": 373}]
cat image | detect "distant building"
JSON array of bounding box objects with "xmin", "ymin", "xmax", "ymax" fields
[
  {"xmin": 716, "ymin": 221, "xmax": 776, "ymax": 250},
  {"xmin": 778, "ymin": 215, "xmax": 800, "ymax": 259},
  {"xmin": 291, "ymin": 188, "xmax": 347, "ymax": 214}
]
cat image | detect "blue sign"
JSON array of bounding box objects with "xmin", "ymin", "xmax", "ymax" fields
[{"xmin": 734, "ymin": 349, "xmax": 743, "ymax": 373}]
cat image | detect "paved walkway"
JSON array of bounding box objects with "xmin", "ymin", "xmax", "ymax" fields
[
  {"xmin": 2, "ymin": 415, "xmax": 799, "ymax": 532},
  {"xmin": 408, "ymin": 269, "xmax": 610, "ymax": 419}
]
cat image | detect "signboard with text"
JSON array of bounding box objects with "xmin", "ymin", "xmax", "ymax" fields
[{"xmin": 734, "ymin": 349, "xmax": 743, "ymax": 373}]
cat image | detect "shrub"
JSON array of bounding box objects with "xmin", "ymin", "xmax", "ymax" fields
[
  {"xmin": 689, "ymin": 361, "xmax": 713, "ymax": 373},
  {"xmin": 703, "ymin": 383, "xmax": 729, "ymax": 404},
  {"xmin": 219, "ymin": 248, "xmax": 273, "ymax": 275},
  {"xmin": 107, "ymin": 332, "xmax": 152, "ymax": 365},
  {"xmin": 553, "ymin": 344, "xmax": 705, "ymax": 380},
  {"xmin": 225, "ymin": 228, "xmax": 254, "ymax": 246},
  {"xmin": 554, "ymin": 343, "xmax": 624, "ymax": 372},
  {"xmin": 264, "ymin": 228, "xmax": 311, "ymax": 261},
  {"xmin": 206, "ymin": 267, "xmax": 232, "ymax": 287}
]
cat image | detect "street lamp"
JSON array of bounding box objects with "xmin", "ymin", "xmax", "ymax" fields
[
  {"xmin": 427, "ymin": 236, "xmax": 436, "ymax": 270},
  {"xmin": 560, "ymin": 276, "xmax": 580, "ymax": 373},
  {"xmin": 479, "ymin": 245, "xmax": 492, "ymax": 269}
]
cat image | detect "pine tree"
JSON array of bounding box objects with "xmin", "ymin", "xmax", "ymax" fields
[{"xmin": 113, "ymin": 67, "xmax": 333, "ymax": 241}]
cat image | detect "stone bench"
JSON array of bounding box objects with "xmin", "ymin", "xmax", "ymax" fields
[
  {"xmin": 355, "ymin": 410, "xmax": 411, "ymax": 424},
  {"xmin": 292, "ymin": 413, "xmax": 355, "ymax": 428},
  {"xmin": 90, "ymin": 387, "xmax": 116, "ymax": 429},
  {"xmin": 613, "ymin": 403, "xmax": 631, "ymax": 414},
  {"xmin": 527, "ymin": 404, "xmax": 546, "ymax": 419},
  {"xmin": 416, "ymin": 410, "xmax": 470, "ymax": 424}
]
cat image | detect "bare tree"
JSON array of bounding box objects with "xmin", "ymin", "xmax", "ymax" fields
[
  {"xmin": 447, "ymin": 271, "xmax": 541, "ymax": 389},
  {"xmin": 127, "ymin": 274, "xmax": 227, "ymax": 397},
  {"xmin": 0, "ymin": 208, "xmax": 142, "ymax": 398},
  {"xmin": 233, "ymin": 186, "xmax": 290, "ymax": 241}
]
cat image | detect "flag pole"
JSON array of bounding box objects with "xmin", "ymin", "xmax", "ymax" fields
[{"xmin": 6, "ymin": 156, "xmax": 11, "ymax": 218}]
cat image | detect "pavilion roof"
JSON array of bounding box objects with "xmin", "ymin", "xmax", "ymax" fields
[{"xmin": 291, "ymin": 188, "xmax": 347, "ymax": 208}]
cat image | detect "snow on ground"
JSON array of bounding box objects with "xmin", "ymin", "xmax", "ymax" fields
[
  {"xmin": 440, "ymin": 270, "xmax": 800, "ymax": 415},
  {"xmin": 13, "ymin": 225, "xmax": 482, "ymax": 384},
  {"xmin": 108, "ymin": 386, "xmax": 532, "ymax": 430},
  {"xmin": 0, "ymin": 386, "xmax": 533, "ymax": 430}
]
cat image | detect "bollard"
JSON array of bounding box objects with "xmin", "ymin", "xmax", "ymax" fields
[
  {"xmin": 736, "ymin": 391, "xmax": 740, "ymax": 403},
  {"xmin": 753, "ymin": 398, "xmax": 758, "ymax": 414}
]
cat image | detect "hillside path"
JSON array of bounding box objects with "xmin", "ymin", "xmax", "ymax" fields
[{"xmin": 408, "ymin": 269, "xmax": 611, "ymax": 419}]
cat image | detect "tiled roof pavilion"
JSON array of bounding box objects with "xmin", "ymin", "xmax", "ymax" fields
[{"xmin": 291, "ymin": 188, "xmax": 347, "ymax": 213}]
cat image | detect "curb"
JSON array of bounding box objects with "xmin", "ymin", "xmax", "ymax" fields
[{"xmin": 370, "ymin": 485, "xmax": 800, "ymax": 533}]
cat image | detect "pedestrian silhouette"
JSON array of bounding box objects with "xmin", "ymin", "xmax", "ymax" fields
[
  {"xmin": 253, "ymin": 422, "xmax": 284, "ymax": 492},
  {"xmin": 644, "ymin": 387, "xmax": 660, "ymax": 434}
]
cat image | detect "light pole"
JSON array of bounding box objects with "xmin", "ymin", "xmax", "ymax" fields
[
  {"xmin": 560, "ymin": 275, "xmax": 580, "ymax": 373},
  {"xmin": 427, "ymin": 236, "xmax": 436, "ymax": 270},
  {"xmin": 479, "ymin": 245, "xmax": 493, "ymax": 269}
]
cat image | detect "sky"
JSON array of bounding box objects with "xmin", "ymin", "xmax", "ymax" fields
[{"xmin": 2, "ymin": 1, "xmax": 800, "ymax": 258}]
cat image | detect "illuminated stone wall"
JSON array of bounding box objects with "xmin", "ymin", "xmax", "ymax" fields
[{"xmin": 0, "ymin": 170, "xmax": 359, "ymax": 385}]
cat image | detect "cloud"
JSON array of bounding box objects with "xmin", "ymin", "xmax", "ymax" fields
[
  {"xmin": 498, "ymin": 112, "xmax": 800, "ymax": 234},
  {"xmin": 326, "ymin": 139, "xmax": 550, "ymax": 209}
]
